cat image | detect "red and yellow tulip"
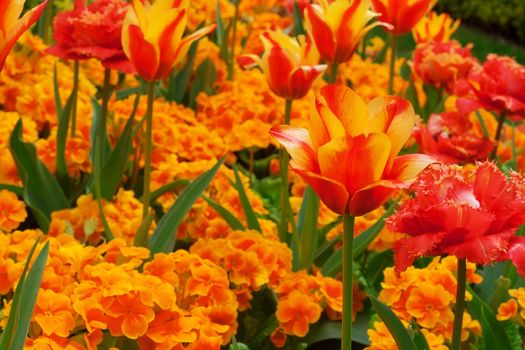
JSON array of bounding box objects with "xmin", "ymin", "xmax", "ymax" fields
[
  {"xmin": 270, "ymin": 85, "xmax": 435, "ymax": 216},
  {"xmin": 412, "ymin": 11, "xmax": 460, "ymax": 44},
  {"xmin": 0, "ymin": 0, "xmax": 47, "ymax": 72},
  {"xmin": 304, "ymin": 0, "xmax": 384, "ymax": 64},
  {"xmin": 238, "ymin": 31, "xmax": 326, "ymax": 100},
  {"xmin": 371, "ymin": 0, "xmax": 435, "ymax": 36},
  {"xmin": 121, "ymin": 0, "xmax": 216, "ymax": 81}
]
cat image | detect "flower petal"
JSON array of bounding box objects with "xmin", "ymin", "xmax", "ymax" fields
[
  {"xmin": 294, "ymin": 169, "xmax": 349, "ymax": 215},
  {"xmin": 393, "ymin": 231, "xmax": 447, "ymax": 271},
  {"xmin": 123, "ymin": 24, "xmax": 159, "ymax": 81},
  {"xmin": 269, "ymin": 125, "xmax": 319, "ymax": 172}
]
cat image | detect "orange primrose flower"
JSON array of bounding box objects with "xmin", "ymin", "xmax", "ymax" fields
[
  {"xmin": 371, "ymin": 0, "xmax": 435, "ymax": 36},
  {"xmin": 0, "ymin": 0, "xmax": 47, "ymax": 71},
  {"xmin": 270, "ymin": 84, "xmax": 435, "ymax": 216},
  {"xmin": 304, "ymin": 0, "xmax": 386, "ymax": 64},
  {"xmin": 121, "ymin": 0, "xmax": 216, "ymax": 81},
  {"xmin": 412, "ymin": 11, "xmax": 460, "ymax": 44},
  {"xmin": 238, "ymin": 31, "xmax": 326, "ymax": 100}
]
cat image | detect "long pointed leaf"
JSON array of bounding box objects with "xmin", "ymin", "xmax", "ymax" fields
[
  {"xmin": 232, "ymin": 165, "xmax": 261, "ymax": 232},
  {"xmin": 149, "ymin": 157, "xmax": 224, "ymax": 256},
  {"xmin": 202, "ymin": 195, "xmax": 245, "ymax": 230},
  {"xmin": 56, "ymin": 88, "xmax": 75, "ymax": 180},
  {"xmin": 293, "ymin": 186, "xmax": 320, "ymax": 271}
]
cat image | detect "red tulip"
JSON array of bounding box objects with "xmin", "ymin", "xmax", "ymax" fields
[
  {"xmin": 47, "ymin": 0, "xmax": 132, "ymax": 72},
  {"xmin": 270, "ymin": 84, "xmax": 435, "ymax": 216},
  {"xmin": 388, "ymin": 162, "xmax": 525, "ymax": 271},
  {"xmin": 371, "ymin": 0, "xmax": 435, "ymax": 36},
  {"xmin": 0, "ymin": 0, "xmax": 47, "ymax": 72}
]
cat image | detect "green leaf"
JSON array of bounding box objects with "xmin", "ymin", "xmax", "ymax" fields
[
  {"xmin": 56, "ymin": 88, "xmax": 75, "ymax": 181},
  {"xmin": 0, "ymin": 184, "xmax": 23, "ymax": 196},
  {"xmin": 228, "ymin": 337, "xmax": 250, "ymax": 350},
  {"xmin": 9, "ymin": 119, "xmax": 70, "ymax": 230},
  {"xmin": 247, "ymin": 315, "xmax": 278, "ymax": 349},
  {"xmin": 147, "ymin": 179, "xmax": 190, "ymax": 205},
  {"xmin": 99, "ymin": 97, "xmax": 138, "ymax": 200},
  {"xmin": 292, "ymin": 0, "xmax": 305, "ymax": 36},
  {"xmin": 165, "ymin": 39, "xmax": 199, "ymax": 103},
  {"xmin": 202, "ymin": 195, "xmax": 245, "ymax": 230},
  {"xmin": 215, "ymin": 0, "xmax": 230, "ymax": 62},
  {"xmin": 410, "ymin": 321, "xmax": 430, "ymax": 350},
  {"xmin": 370, "ymin": 295, "xmax": 418, "ymax": 350},
  {"xmin": 363, "ymin": 250, "xmax": 394, "ymax": 295},
  {"xmin": 321, "ymin": 205, "xmax": 393, "ymax": 276},
  {"xmin": 133, "ymin": 213, "xmax": 154, "ymax": 248},
  {"xmin": 304, "ymin": 315, "xmax": 370, "ymax": 346},
  {"xmin": 293, "ymin": 186, "xmax": 320, "ymax": 271},
  {"xmin": 149, "ymin": 157, "xmax": 224, "ymax": 256},
  {"xmin": 468, "ymin": 286, "xmax": 514, "ymax": 350},
  {"xmin": 53, "ymin": 63, "xmax": 62, "ymax": 117},
  {"xmin": 189, "ymin": 58, "xmax": 217, "ymax": 108},
  {"xmin": 405, "ymin": 80, "xmax": 423, "ymax": 118},
  {"xmin": 89, "ymin": 98, "xmax": 112, "ymax": 164},
  {"xmin": 232, "ymin": 165, "xmax": 261, "ymax": 232},
  {"xmin": 0, "ymin": 239, "xmax": 49, "ymax": 350},
  {"xmin": 93, "ymin": 136, "xmax": 114, "ymax": 241}
]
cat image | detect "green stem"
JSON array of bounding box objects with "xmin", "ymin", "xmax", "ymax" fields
[
  {"xmin": 451, "ymin": 258, "xmax": 467, "ymax": 350},
  {"xmin": 41, "ymin": 0, "xmax": 54, "ymax": 44},
  {"xmin": 342, "ymin": 214, "xmax": 355, "ymax": 350},
  {"xmin": 70, "ymin": 61, "xmax": 79, "ymax": 138},
  {"xmin": 228, "ymin": 0, "xmax": 241, "ymax": 80},
  {"xmin": 142, "ymin": 81, "xmax": 156, "ymax": 220},
  {"xmin": 490, "ymin": 112, "xmax": 506, "ymax": 160},
  {"xmin": 97, "ymin": 68, "xmax": 112, "ymax": 145},
  {"xmin": 388, "ymin": 33, "xmax": 397, "ymax": 95},
  {"xmin": 327, "ymin": 63, "xmax": 339, "ymax": 84},
  {"xmin": 278, "ymin": 99, "xmax": 293, "ymax": 242}
]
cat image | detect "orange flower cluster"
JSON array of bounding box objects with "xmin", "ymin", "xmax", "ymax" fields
[
  {"xmin": 369, "ymin": 256, "xmax": 482, "ymax": 348},
  {"xmin": 271, "ymin": 270, "xmax": 366, "ymax": 346},
  {"xmin": 497, "ymin": 289, "xmax": 525, "ymax": 322},
  {"xmin": 190, "ymin": 230, "xmax": 292, "ymax": 310},
  {"xmin": 0, "ymin": 189, "xmax": 27, "ymax": 232},
  {"xmin": 48, "ymin": 189, "xmax": 149, "ymax": 245}
]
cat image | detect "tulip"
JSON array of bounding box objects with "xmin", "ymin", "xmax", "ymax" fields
[
  {"xmin": 304, "ymin": 0, "xmax": 385, "ymax": 82},
  {"xmin": 238, "ymin": 31, "xmax": 326, "ymax": 101},
  {"xmin": 121, "ymin": 0, "xmax": 216, "ymax": 81},
  {"xmin": 412, "ymin": 11, "xmax": 460, "ymax": 44},
  {"xmin": 121, "ymin": 0, "xmax": 216, "ymax": 220},
  {"xmin": 0, "ymin": 0, "xmax": 48, "ymax": 72},
  {"xmin": 270, "ymin": 84, "xmax": 434, "ymax": 217}
]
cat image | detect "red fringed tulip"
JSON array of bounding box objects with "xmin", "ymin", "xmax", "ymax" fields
[
  {"xmin": 238, "ymin": 31, "xmax": 326, "ymax": 100},
  {"xmin": 47, "ymin": 0, "xmax": 131, "ymax": 72},
  {"xmin": 388, "ymin": 162, "xmax": 525, "ymax": 271},
  {"xmin": 415, "ymin": 111, "xmax": 494, "ymax": 164},
  {"xmin": 304, "ymin": 0, "xmax": 385, "ymax": 64},
  {"xmin": 371, "ymin": 0, "xmax": 435, "ymax": 36},
  {"xmin": 0, "ymin": 0, "xmax": 47, "ymax": 72},
  {"xmin": 457, "ymin": 54, "xmax": 525, "ymax": 119},
  {"xmin": 270, "ymin": 84, "xmax": 435, "ymax": 216},
  {"xmin": 121, "ymin": 0, "xmax": 216, "ymax": 81},
  {"xmin": 412, "ymin": 11, "xmax": 460, "ymax": 44}
]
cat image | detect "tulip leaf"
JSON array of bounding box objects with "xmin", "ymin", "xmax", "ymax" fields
[
  {"xmin": 90, "ymin": 98, "xmax": 112, "ymax": 164},
  {"xmin": 292, "ymin": 0, "xmax": 305, "ymax": 36},
  {"xmin": 468, "ymin": 286, "xmax": 515, "ymax": 350},
  {"xmin": 410, "ymin": 321, "xmax": 430, "ymax": 350},
  {"xmin": 147, "ymin": 179, "xmax": 190, "ymax": 205},
  {"xmin": 0, "ymin": 239, "xmax": 49, "ymax": 350},
  {"xmin": 202, "ymin": 195, "xmax": 245, "ymax": 231},
  {"xmin": 99, "ymin": 96, "xmax": 138, "ymax": 200},
  {"xmin": 215, "ymin": 0, "xmax": 230, "ymax": 63},
  {"xmin": 189, "ymin": 58, "xmax": 217, "ymax": 108},
  {"xmin": 149, "ymin": 157, "xmax": 224, "ymax": 256},
  {"xmin": 370, "ymin": 295, "xmax": 418, "ymax": 350},
  {"xmin": 232, "ymin": 165, "xmax": 261, "ymax": 232},
  {"xmin": 133, "ymin": 213, "xmax": 154, "ymax": 248},
  {"xmin": 9, "ymin": 120, "xmax": 70, "ymax": 230},
  {"xmin": 363, "ymin": 249, "xmax": 394, "ymax": 294},
  {"xmin": 321, "ymin": 205, "xmax": 392, "ymax": 276},
  {"xmin": 93, "ymin": 136, "xmax": 114, "ymax": 241},
  {"xmin": 304, "ymin": 315, "xmax": 370, "ymax": 345},
  {"xmin": 165, "ymin": 39, "xmax": 199, "ymax": 103},
  {"xmin": 53, "ymin": 63, "xmax": 62, "ymax": 117},
  {"xmin": 0, "ymin": 184, "xmax": 23, "ymax": 196},
  {"xmin": 292, "ymin": 186, "xmax": 320, "ymax": 271},
  {"xmin": 56, "ymin": 87, "xmax": 75, "ymax": 182}
]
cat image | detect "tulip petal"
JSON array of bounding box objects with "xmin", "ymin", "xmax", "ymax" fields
[
  {"xmin": 317, "ymin": 85, "xmax": 369, "ymax": 138},
  {"xmin": 238, "ymin": 54, "xmax": 261, "ymax": 70},
  {"xmin": 124, "ymin": 24, "xmax": 159, "ymax": 81},
  {"xmin": 154, "ymin": 9, "xmax": 186, "ymax": 79},
  {"xmin": 265, "ymin": 46, "xmax": 295, "ymax": 98},
  {"xmin": 0, "ymin": 0, "xmax": 24, "ymax": 31},
  {"xmin": 386, "ymin": 153, "xmax": 436, "ymax": 181},
  {"xmin": 318, "ymin": 133, "xmax": 391, "ymax": 197},
  {"xmin": 288, "ymin": 65, "xmax": 326, "ymax": 100},
  {"xmin": 304, "ymin": 4, "xmax": 336, "ymax": 62},
  {"xmin": 269, "ymin": 125, "xmax": 319, "ymax": 172},
  {"xmin": 294, "ymin": 169, "xmax": 349, "ymax": 215},
  {"xmin": 393, "ymin": 231, "xmax": 446, "ymax": 271},
  {"xmin": 443, "ymin": 229, "xmax": 512, "ymax": 264},
  {"xmin": 509, "ymin": 239, "xmax": 525, "ymax": 278},
  {"xmin": 172, "ymin": 23, "xmax": 216, "ymax": 69}
]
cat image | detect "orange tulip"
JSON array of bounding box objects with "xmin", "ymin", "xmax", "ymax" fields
[
  {"xmin": 0, "ymin": 0, "xmax": 47, "ymax": 71},
  {"xmin": 412, "ymin": 11, "xmax": 460, "ymax": 44},
  {"xmin": 238, "ymin": 31, "xmax": 326, "ymax": 100},
  {"xmin": 121, "ymin": 0, "xmax": 216, "ymax": 81},
  {"xmin": 371, "ymin": 0, "xmax": 435, "ymax": 36},
  {"xmin": 304, "ymin": 0, "xmax": 385, "ymax": 64},
  {"xmin": 270, "ymin": 85, "xmax": 435, "ymax": 216}
]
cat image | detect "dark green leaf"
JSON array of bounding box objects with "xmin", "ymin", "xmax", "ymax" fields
[
  {"xmin": 410, "ymin": 321, "xmax": 430, "ymax": 350},
  {"xmin": 133, "ymin": 213, "xmax": 154, "ymax": 248},
  {"xmin": 89, "ymin": 98, "xmax": 112, "ymax": 164},
  {"xmin": 149, "ymin": 157, "xmax": 224, "ymax": 256},
  {"xmin": 56, "ymin": 88, "xmax": 75, "ymax": 181},
  {"xmin": 0, "ymin": 184, "xmax": 23, "ymax": 196},
  {"xmin": 370, "ymin": 295, "xmax": 417, "ymax": 350},
  {"xmin": 232, "ymin": 165, "xmax": 261, "ymax": 232},
  {"xmin": 189, "ymin": 58, "xmax": 217, "ymax": 108},
  {"xmin": 202, "ymin": 195, "xmax": 245, "ymax": 230},
  {"xmin": 147, "ymin": 179, "xmax": 190, "ymax": 205},
  {"xmin": 165, "ymin": 40, "xmax": 199, "ymax": 103},
  {"xmin": 292, "ymin": 1, "xmax": 305, "ymax": 36},
  {"xmin": 293, "ymin": 186, "xmax": 320, "ymax": 271},
  {"xmin": 53, "ymin": 63, "xmax": 62, "ymax": 117}
]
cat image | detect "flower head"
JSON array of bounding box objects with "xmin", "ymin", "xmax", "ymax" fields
[
  {"xmin": 0, "ymin": 189, "xmax": 27, "ymax": 232},
  {"xmin": 304, "ymin": 0, "xmax": 385, "ymax": 64},
  {"xmin": 0, "ymin": 0, "xmax": 47, "ymax": 71},
  {"xmin": 412, "ymin": 11, "xmax": 460, "ymax": 44},
  {"xmin": 270, "ymin": 84, "xmax": 434, "ymax": 216},
  {"xmin": 371, "ymin": 0, "xmax": 435, "ymax": 36},
  {"xmin": 121, "ymin": 0, "xmax": 216, "ymax": 81},
  {"xmin": 48, "ymin": 0, "xmax": 131, "ymax": 71},
  {"xmin": 388, "ymin": 162, "xmax": 525, "ymax": 271}
]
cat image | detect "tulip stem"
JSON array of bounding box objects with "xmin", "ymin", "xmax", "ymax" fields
[
  {"xmin": 490, "ymin": 112, "xmax": 506, "ymax": 160},
  {"xmin": 327, "ymin": 63, "xmax": 339, "ymax": 84},
  {"xmin": 342, "ymin": 214, "xmax": 355, "ymax": 350},
  {"xmin": 451, "ymin": 258, "xmax": 467, "ymax": 350},
  {"xmin": 279, "ymin": 99, "xmax": 293, "ymax": 242},
  {"xmin": 142, "ymin": 81, "xmax": 155, "ymax": 220},
  {"xmin": 388, "ymin": 33, "xmax": 397, "ymax": 95},
  {"xmin": 41, "ymin": 0, "xmax": 54, "ymax": 44},
  {"xmin": 70, "ymin": 60, "xmax": 79, "ymax": 138}
]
